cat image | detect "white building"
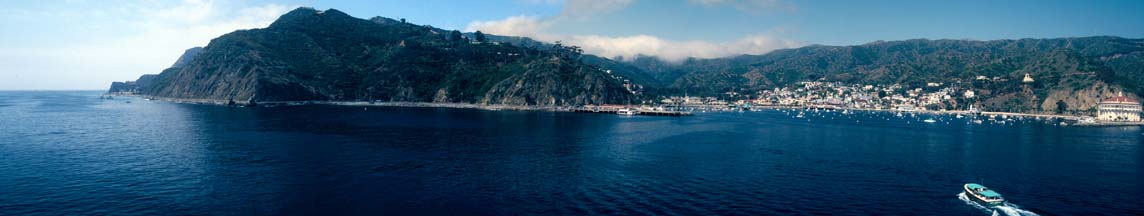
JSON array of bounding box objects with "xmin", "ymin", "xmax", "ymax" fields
[{"xmin": 1097, "ymin": 92, "xmax": 1141, "ymax": 122}]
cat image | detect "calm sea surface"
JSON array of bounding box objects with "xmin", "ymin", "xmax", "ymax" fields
[{"xmin": 1, "ymin": 91, "xmax": 1141, "ymax": 215}]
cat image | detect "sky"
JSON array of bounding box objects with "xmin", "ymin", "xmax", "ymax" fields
[{"xmin": 2, "ymin": 0, "xmax": 1142, "ymax": 90}]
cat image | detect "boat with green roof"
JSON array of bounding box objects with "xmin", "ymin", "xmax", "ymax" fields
[{"xmin": 964, "ymin": 183, "xmax": 1005, "ymax": 206}]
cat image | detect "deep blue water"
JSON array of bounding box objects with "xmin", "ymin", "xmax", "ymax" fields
[{"xmin": 1, "ymin": 91, "xmax": 1141, "ymax": 215}]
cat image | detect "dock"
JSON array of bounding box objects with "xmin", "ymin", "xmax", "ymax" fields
[
  {"xmin": 1072, "ymin": 121, "xmax": 1144, "ymax": 127},
  {"xmin": 979, "ymin": 111, "xmax": 1080, "ymax": 120},
  {"xmin": 638, "ymin": 110, "xmax": 693, "ymax": 116},
  {"xmin": 572, "ymin": 106, "xmax": 692, "ymax": 117}
]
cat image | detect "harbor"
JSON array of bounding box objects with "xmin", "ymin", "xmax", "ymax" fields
[{"xmin": 571, "ymin": 105, "xmax": 693, "ymax": 116}]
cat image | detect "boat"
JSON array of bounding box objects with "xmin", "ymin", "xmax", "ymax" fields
[
  {"xmin": 795, "ymin": 111, "xmax": 805, "ymax": 118},
  {"xmin": 1079, "ymin": 117, "xmax": 1096, "ymax": 124},
  {"xmin": 964, "ymin": 183, "xmax": 1005, "ymax": 206},
  {"xmin": 923, "ymin": 118, "xmax": 937, "ymax": 123},
  {"xmin": 616, "ymin": 108, "xmax": 638, "ymax": 115},
  {"xmin": 967, "ymin": 105, "xmax": 981, "ymax": 114}
]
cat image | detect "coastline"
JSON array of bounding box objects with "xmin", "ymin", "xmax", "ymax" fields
[
  {"xmin": 758, "ymin": 105, "xmax": 1083, "ymax": 120},
  {"xmin": 320, "ymin": 101, "xmax": 559, "ymax": 112},
  {"xmin": 136, "ymin": 95, "xmax": 566, "ymax": 112},
  {"xmin": 131, "ymin": 95, "xmax": 1143, "ymax": 126},
  {"xmin": 1072, "ymin": 121, "xmax": 1144, "ymax": 127}
]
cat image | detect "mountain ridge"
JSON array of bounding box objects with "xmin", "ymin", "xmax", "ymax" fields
[
  {"xmin": 605, "ymin": 36, "xmax": 1144, "ymax": 112},
  {"xmin": 128, "ymin": 7, "xmax": 636, "ymax": 106},
  {"xmin": 110, "ymin": 7, "xmax": 1144, "ymax": 113}
]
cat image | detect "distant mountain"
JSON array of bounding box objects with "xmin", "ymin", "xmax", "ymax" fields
[
  {"xmin": 466, "ymin": 33, "xmax": 554, "ymax": 51},
  {"xmin": 169, "ymin": 47, "xmax": 203, "ymax": 68},
  {"xmin": 621, "ymin": 37, "xmax": 1144, "ymax": 112},
  {"xmin": 108, "ymin": 47, "xmax": 202, "ymax": 94},
  {"xmin": 465, "ymin": 33, "xmax": 666, "ymax": 89},
  {"xmin": 134, "ymin": 8, "xmax": 634, "ymax": 105}
]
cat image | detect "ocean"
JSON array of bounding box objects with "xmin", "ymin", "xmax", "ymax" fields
[{"xmin": 1, "ymin": 91, "xmax": 1140, "ymax": 215}]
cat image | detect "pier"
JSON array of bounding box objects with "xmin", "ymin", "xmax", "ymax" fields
[
  {"xmin": 978, "ymin": 111, "xmax": 1080, "ymax": 120},
  {"xmin": 573, "ymin": 105, "xmax": 692, "ymax": 117},
  {"xmin": 638, "ymin": 110, "xmax": 694, "ymax": 116}
]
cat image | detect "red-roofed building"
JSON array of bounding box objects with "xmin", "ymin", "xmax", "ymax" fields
[{"xmin": 1097, "ymin": 92, "xmax": 1141, "ymax": 122}]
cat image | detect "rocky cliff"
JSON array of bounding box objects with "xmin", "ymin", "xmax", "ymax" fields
[
  {"xmin": 109, "ymin": 47, "xmax": 201, "ymax": 94},
  {"xmin": 169, "ymin": 47, "xmax": 203, "ymax": 68},
  {"xmin": 113, "ymin": 7, "xmax": 1144, "ymax": 112},
  {"xmin": 138, "ymin": 8, "xmax": 633, "ymax": 105},
  {"xmin": 107, "ymin": 74, "xmax": 157, "ymax": 94}
]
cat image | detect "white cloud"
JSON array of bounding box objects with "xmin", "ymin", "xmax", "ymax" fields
[
  {"xmin": 465, "ymin": 15, "xmax": 547, "ymax": 36},
  {"xmin": 465, "ymin": 5, "xmax": 800, "ymax": 63},
  {"xmin": 0, "ymin": 0, "xmax": 293, "ymax": 90},
  {"xmin": 568, "ymin": 34, "xmax": 799, "ymax": 62}
]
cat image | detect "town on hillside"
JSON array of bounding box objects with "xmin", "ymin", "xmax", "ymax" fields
[{"xmin": 590, "ymin": 72, "xmax": 1142, "ymax": 125}]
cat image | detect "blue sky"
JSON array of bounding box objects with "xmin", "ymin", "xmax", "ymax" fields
[{"xmin": 2, "ymin": 0, "xmax": 1142, "ymax": 90}]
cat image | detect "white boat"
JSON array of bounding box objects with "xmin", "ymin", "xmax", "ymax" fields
[
  {"xmin": 616, "ymin": 108, "xmax": 638, "ymax": 115},
  {"xmin": 923, "ymin": 118, "xmax": 937, "ymax": 123},
  {"xmin": 967, "ymin": 105, "xmax": 981, "ymax": 114},
  {"xmin": 964, "ymin": 183, "xmax": 1005, "ymax": 206}
]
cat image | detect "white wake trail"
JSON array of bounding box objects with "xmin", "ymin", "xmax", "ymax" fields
[{"xmin": 957, "ymin": 192, "xmax": 1039, "ymax": 216}]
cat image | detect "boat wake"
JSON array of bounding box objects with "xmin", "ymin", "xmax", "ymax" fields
[{"xmin": 957, "ymin": 192, "xmax": 1039, "ymax": 216}]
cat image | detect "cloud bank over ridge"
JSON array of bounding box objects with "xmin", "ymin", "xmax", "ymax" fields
[{"xmin": 468, "ymin": 0, "xmax": 800, "ymax": 62}]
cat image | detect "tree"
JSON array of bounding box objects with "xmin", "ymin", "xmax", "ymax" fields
[
  {"xmin": 448, "ymin": 30, "xmax": 463, "ymax": 42},
  {"xmin": 552, "ymin": 40, "xmax": 564, "ymax": 50},
  {"xmin": 474, "ymin": 31, "xmax": 486, "ymax": 42},
  {"xmin": 400, "ymin": 18, "xmax": 406, "ymax": 23},
  {"xmin": 549, "ymin": 41, "xmax": 582, "ymax": 60},
  {"xmin": 1056, "ymin": 100, "xmax": 1068, "ymax": 114}
]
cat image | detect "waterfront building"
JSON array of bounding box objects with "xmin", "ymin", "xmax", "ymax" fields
[{"xmin": 1097, "ymin": 92, "xmax": 1141, "ymax": 122}]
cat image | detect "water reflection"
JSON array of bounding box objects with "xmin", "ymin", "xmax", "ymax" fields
[{"xmin": 0, "ymin": 91, "xmax": 1141, "ymax": 215}]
